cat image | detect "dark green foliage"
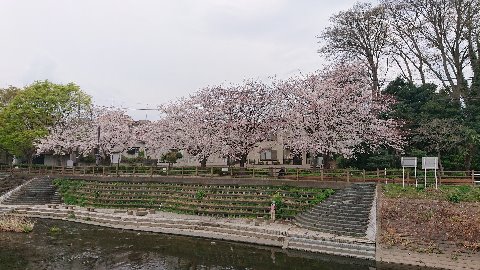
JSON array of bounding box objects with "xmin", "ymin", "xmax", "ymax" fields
[
  {"xmin": 339, "ymin": 78, "xmax": 480, "ymax": 170},
  {"xmin": 0, "ymin": 81, "xmax": 91, "ymax": 162},
  {"xmin": 161, "ymin": 150, "xmax": 183, "ymax": 165}
]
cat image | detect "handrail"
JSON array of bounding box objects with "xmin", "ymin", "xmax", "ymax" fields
[{"xmin": 0, "ymin": 164, "xmax": 476, "ymax": 186}]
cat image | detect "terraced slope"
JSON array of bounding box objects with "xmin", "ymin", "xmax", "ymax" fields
[
  {"xmin": 54, "ymin": 179, "xmax": 335, "ymax": 219},
  {"xmin": 3, "ymin": 177, "xmax": 62, "ymax": 205},
  {"xmin": 295, "ymin": 183, "xmax": 376, "ymax": 237}
]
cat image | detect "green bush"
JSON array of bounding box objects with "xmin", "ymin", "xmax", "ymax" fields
[{"xmin": 447, "ymin": 193, "xmax": 460, "ymax": 203}]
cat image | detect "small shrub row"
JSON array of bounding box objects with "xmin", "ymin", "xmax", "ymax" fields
[{"xmin": 383, "ymin": 184, "xmax": 480, "ymax": 203}]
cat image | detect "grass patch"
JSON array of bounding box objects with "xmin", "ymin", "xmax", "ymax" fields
[
  {"xmin": 0, "ymin": 216, "xmax": 35, "ymax": 233},
  {"xmin": 53, "ymin": 179, "xmax": 87, "ymax": 206},
  {"xmin": 53, "ymin": 179, "xmax": 335, "ymax": 219},
  {"xmin": 49, "ymin": 226, "xmax": 61, "ymax": 233},
  {"xmin": 383, "ymin": 184, "xmax": 480, "ymax": 202}
]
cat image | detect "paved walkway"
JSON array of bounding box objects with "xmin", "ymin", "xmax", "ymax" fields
[{"xmin": 377, "ymin": 244, "xmax": 480, "ymax": 270}]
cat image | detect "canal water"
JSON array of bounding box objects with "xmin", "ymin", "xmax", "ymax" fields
[{"xmin": 0, "ymin": 219, "xmax": 432, "ymax": 270}]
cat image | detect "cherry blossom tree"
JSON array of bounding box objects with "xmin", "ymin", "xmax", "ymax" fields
[
  {"xmin": 160, "ymin": 96, "xmax": 224, "ymax": 167},
  {"xmin": 36, "ymin": 106, "xmax": 135, "ymax": 163},
  {"xmin": 36, "ymin": 113, "xmax": 94, "ymax": 158},
  {"xmin": 133, "ymin": 118, "xmax": 172, "ymax": 160},
  {"xmin": 94, "ymin": 107, "xmax": 135, "ymax": 159},
  {"xmin": 276, "ymin": 64, "xmax": 404, "ymax": 161},
  {"xmin": 192, "ymin": 81, "xmax": 279, "ymax": 167}
]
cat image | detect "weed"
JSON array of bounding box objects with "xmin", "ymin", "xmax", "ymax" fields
[
  {"xmin": 0, "ymin": 216, "xmax": 35, "ymax": 233},
  {"xmin": 49, "ymin": 226, "xmax": 61, "ymax": 233},
  {"xmin": 195, "ymin": 189, "xmax": 206, "ymax": 200}
]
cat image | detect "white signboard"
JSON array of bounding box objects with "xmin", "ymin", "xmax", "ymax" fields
[
  {"xmin": 422, "ymin": 157, "xmax": 438, "ymax": 170},
  {"xmin": 401, "ymin": 157, "xmax": 417, "ymax": 168},
  {"xmin": 66, "ymin": 160, "xmax": 74, "ymax": 168},
  {"xmin": 221, "ymin": 168, "xmax": 229, "ymax": 172},
  {"xmin": 110, "ymin": 153, "xmax": 121, "ymax": 164}
]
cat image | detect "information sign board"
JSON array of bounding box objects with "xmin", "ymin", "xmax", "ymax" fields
[
  {"xmin": 422, "ymin": 157, "xmax": 438, "ymax": 170},
  {"xmin": 401, "ymin": 157, "xmax": 417, "ymax": 168}
]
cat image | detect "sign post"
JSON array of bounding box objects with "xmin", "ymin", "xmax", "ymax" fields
[
  {"xmin": 422, "ymin": 157, "xmax": 439, "ymax": 189},
  {"xmin": 401, "ymin": 157, "xmax": 417, "ymax": 188}
]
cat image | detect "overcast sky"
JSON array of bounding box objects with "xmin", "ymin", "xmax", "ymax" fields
[{"xmin": 0, "ymin": 0, "xmax": 366, "ymax": 120}]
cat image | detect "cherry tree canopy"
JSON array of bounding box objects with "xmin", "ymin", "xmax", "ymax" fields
[
  {"xmin": 276, "ymin": 64, "xmax": 404, "ymax": 158},
  {"xmin": 160, "ymin": 95, "xmax": 224, "ymax": 167},
  {"xmin": 36, "ymin": 113, "xmax": 94, "ymax": 157},
  {"xmin": 36, "ymin": 107, "xmax": 135, "ymax": 159},
  {"xmin": 194, "ymin": 81, "xmax": 279, "ymax": 167},
  {"xmin": 134, "ymin": 118, "xmax": 173, "ymax": 159}
]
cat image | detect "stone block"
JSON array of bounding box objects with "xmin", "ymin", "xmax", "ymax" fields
[{"xmin": 135, "ymin": 210, "xmax": 148, "ymax": 216}]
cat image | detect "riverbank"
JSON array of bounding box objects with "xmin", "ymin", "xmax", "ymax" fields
[
  {"xmin": 377, "ymin": 184, "xmax": 480, "ymax": 270},
  {"xmin": 3, "ymin": 204, "xmax": 376, "ymax": 260},
  {"xmin": 2, "ymin": 177, "xmax": 479, "ymax": 269},
  {"xmin": 0, "ymin": 218, "xmax": 381, "ymax": 270}
]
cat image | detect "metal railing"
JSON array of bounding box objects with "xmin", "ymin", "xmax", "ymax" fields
[{"xmin": 0, "ymin": 164, "xmax": 477, "ymax": 186}]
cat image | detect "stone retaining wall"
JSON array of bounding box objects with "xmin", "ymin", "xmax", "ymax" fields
[{"xmin": 8, "ymin": 205, "xmax": 375, "ymax": 260}]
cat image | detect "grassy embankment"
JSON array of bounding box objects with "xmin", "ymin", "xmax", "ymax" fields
[{"xmin": 53, "ymin": 179, "xmax": 334, "ymax": 219}]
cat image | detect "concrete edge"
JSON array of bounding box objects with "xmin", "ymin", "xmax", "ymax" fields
[{"xmin": 6, "ymin": 206, "xmax": 375, "ymax": 260}]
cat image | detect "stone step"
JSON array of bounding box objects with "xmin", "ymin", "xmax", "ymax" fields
[
  {"xmin": 294, "ymin": 183, "xmax": 376, "ymax": 237},
  {"xmin": 295, "ymin": 217, "xmax": 367, "ymax": 231},
  {"xmin": 288, "ymin": 237, "xmax": 375, "ymax": 254},
  {"xmin": 295, "ymin": 222, "xmax": 366, "ymax": 237},
  {"xmin": 308, "ymin": 208, "xmax": 371, "ymax": 216},
  {"xmin": 296, "ymin": 213, "xmax": 369, "ymax": 225},
  {"xmin": 3, "ymin": 177, "xmax": 60, "ymax": 205}
]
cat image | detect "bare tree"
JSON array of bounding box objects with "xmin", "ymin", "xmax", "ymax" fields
[
  {"xmin": 319, "ymin": 3, "xmax": 390, "ymax": 97},
  {"xmin": 384, "ymin": 0, "xmax": 479, "ymax": 99}
]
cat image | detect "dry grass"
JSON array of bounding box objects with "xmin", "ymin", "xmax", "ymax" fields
[
  {"xmin": 380, "ymin": 196, "xmax": 480, "ymax": 253},
  {"xmin": 0, "ymin": 215, "xmax": 35, "ymax": 233}
]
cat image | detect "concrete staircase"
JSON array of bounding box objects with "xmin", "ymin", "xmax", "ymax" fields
[
  {"xmin": 294, "ymin": 183, "xmax": 376, "ymax": 238},
  {"xmin": 2, "ymin": 177, "xmax": 61, "ymax": 205},
  {"xmin": 0, "ymin": 205, "xmax": 11, "ymax": 215}
]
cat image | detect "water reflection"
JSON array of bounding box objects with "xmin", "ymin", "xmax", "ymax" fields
[{"xmin": 0, "ymin": 219, "xmax": 431, "ymax": 270}]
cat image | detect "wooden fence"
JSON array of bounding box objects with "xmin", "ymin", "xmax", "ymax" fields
[{"xmin": 0, "ymin": 165, "xmax": 478, "ymax": 186}]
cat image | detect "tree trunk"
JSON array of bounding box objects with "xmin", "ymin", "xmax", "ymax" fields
[
  {"xmin": 367, "ymin": 54, "xmax": 380, "ymax": 97},
  {"xmin": 239, "ymin": 154, "xmax": 247, "ymax": 168},
  {"xmin": 437, "ymin": 150, "xmax": 444, "ymax": 176},
  {"xmin": 464, "ymin": 143, "xmax": 475, "ymax": 171},
  {"xmin": 200, "ymin": 157, "xmax": 207, "ymax": 168}
]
